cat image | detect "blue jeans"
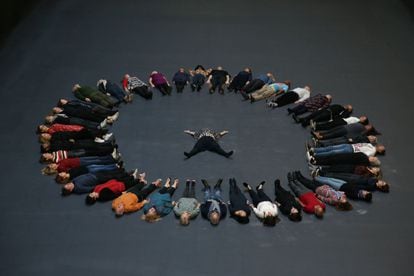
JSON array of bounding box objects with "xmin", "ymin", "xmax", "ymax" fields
[
  {"xmin": 314, "ymin": 144, "xmax": 353, "ymax": 157},
  {"xmin": 315, "ymin": 176, "xmax": 347, "ymax": 190},
  {"xmin": 106, "ymin": 81, "xmax": 126, "ymax": 102},
  {"xmin": 86, "ymin": 163, "xmax": 118, "ymax": 173},
  {"xmin": 79, "ymin": 155, "xmax": 116, "ymax": 166},
  {"xmin": 73, "ymin": 173, "xmax": 98, "ymax": 194},
  {"xmin": 203, "ymin": 187, "xmax": 223, "ymax": 201}
]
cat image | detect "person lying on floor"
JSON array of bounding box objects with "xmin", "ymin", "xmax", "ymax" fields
[
  {"xmin": 122, "ymin": 74, "xmax": 153, "ymax": 100},
  {"xmin": 189, "ymin": 65, "xmax": 210, "ymax": 92},
  {"xmin": 72, "ymin": 84, "xmax": 118, "ymax": 108},
  {"xmin": 241, "ymin": 72, "xmax": 275, "ymax": 94},
  {"xmin": 149, "ymin": 71, "xmax": 172, "ymax": 96},
  {"xmin": 41, "ymin": 155, "xmax": 118, "ymax": 175},
  {"xmin": 310, "ymin": 115, "xmax": 369, "ymax": 131},
  {"xmin": 173, "ymin": 179, "xmax": 200, "ymax": 226},
  {"xmin": 244, "ymin": 181, "xmax": 279, "ymax": 226},
  {"xmin": 228, "ymin": 178, "xmax": 251, "ymax": 224},
  {"xmin": 172, "ymin": 68, "xmax": 191, "ymax": 93},
  {"xmin": 97, "ymin": 79, "xmax": 132, "ymax": 103},
  {"xmin": 183, "ymin": 128, "xmax": 233, "ymax": 159},
  {"xmin": 241, "ymin": 81, "xmax": 290, "ymax": 102},
  {"xmin": 309, "ymin": 152, "xmax": 381, "ymax": 167},
  {"xmin": 308, "ymin": 143, "xmax": 386, "ymax": 158},
  {"xmin": 274, "ymin": 179, "xmax": 302, "ymax": 222},
  {"xmin": 287, "ymin": 93, "xmax": 332, "ymax": 116},
  {"xmin": 227, "ymin": 68, "xmax": 252, "ymax": 93},
  {"xmin": 200, "ymin": 179, "xmax": 227, "ymax": 226},
  {"xmin": 267, "ymin": 86, "xmax": 311, "ymax": 108},
  {"xmin": 293, "ymin": 104, "xmax": 353, "ymax": 127},
  {"xmin": 312, "ymin": 123, "xmax": 380, "ymax": 140},
  {"xmin": 207, "ymin": 66, "xmax": 231, "ymax": 94},
  {"xmin": 312, "ymin": 134, "xmax": 377, "ymax": 147}
]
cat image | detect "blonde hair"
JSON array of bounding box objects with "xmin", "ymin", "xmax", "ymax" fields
[
  {"xmin": 141, "ymin": 213, "xmax": 161, "ymax": 223},
  {"xmin": 39, "ymin": 134, "xmax": 51, "ymax": 144},
  {"xmin": 179, "ymin": 214, "xmax": 190, "ymax": 226},
  {"xmin": 41, "ymin": 165, "xmax": 58, "ymax": 175}
]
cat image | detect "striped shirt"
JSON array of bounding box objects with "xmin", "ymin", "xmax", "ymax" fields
[
  {"xmin": 193, "ymin": 128, "xmax": 221, "ymax": 140},
  {"xmin": 52, "ymin": 150, "xmax": 68, "ymax": 163},
  {"xmin": 127, "ymin": 77, "xmax": 147, "ymax": 90}
]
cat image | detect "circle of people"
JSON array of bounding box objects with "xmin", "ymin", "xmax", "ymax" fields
[{"xmin": 37, "ymin": 65, "xmax": 389, "ymax": 226}]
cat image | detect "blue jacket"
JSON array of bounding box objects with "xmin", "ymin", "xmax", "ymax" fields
[{"xmin": 143, "ymin": 192, "xmax": 173, "ymax": 217}]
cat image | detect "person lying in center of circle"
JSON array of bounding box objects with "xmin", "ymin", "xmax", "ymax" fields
[{"xmin": 183, "ymin": 128, "xmax": 233, "ymax": 159}]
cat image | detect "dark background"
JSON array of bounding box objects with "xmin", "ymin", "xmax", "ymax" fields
[{"xmin": 0, "ymin": 0, "xmax": 413, "ymax": 275}]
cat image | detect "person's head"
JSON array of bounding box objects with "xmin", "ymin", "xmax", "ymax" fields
[
  {"xmin": 39, "ymin": 133, "xmax": 51, "ymax": 143},
  {"xmin": 304, "ymin": 85, "xmax": 311, "ymax": 92},
  {"xmin": 179, "ymin": 212, "xmax": 191, "ymax": 226},
  {"xmin": 61, "ymin": 183, "xmax": 74, "ymax": 196},
  {"xmin": 375, "ymin": 144, "xmax": 386, "ymax": 155},
  {"xmin": 217, "ymin": 66, "xmax": 223, "ymax": 70},
  {"xmin": 325, "ymin": 94, "xmax": 332, "ymax": 103},
  {"xmin": 124, "ymin": 73, "xmax": 130, "ymax": 79},
  {"xmin": 336, "ymin": 198, "xmax": 353, "ymax": 211},
  {"xmin": 344, "ymin": 104, "xmax": 353, "ymax": 112},
  {"xmin": 314, "ymin": 205, "xmax": 324, "ymax": 218},
  {"xmin": 209, "ymin": 211, "xmax": 220, "ymax": 226},
  {"xmin": 283, "ymin": 80, "xmax": 291, "ymax": 89},
  {"xmin": 40, "ymin": 142, "xmax": 50, "ymax": 153},
  {"xmin": 179, "ymin": 68, "xmax": 185, "ymax": 73},
  {"xmin": 72, "ymin": 84, "xmax": 81, "ymax": 92},
  {"xmin": 377, "ymin": 180, "xmax": 390, "ymax": 193},
  {"xmin": 368, "ymin": 135, "xmax": 377, "ymax": 144},
  {"xmin": 41, "ymin": 163, "xmax": 59, "ymax": 175},
  {"xmin": 40, "ymin": 153, "xmax": 53, "ymax": 163},
  {"xmin": 115, "ymin": 203, "xmax": 125, "ymax": 217},
  {"xmin": 266, "ymin": 72, "xmax": 274, "ymax": 78},
  {"xmin": 359, "ymin": 116, "xmax": 369, "ymax": 125},
  {"xmin": 288, "ymin": 207, "xmax": 302, "ymax": 222},
  {"xmin": 55, "ymin": 172, "xmax": 70, "ymax": 184},
  {"xmin": 365, "ymin": 125, "xmax": 381, "ymax": 136},
  {"xmin": 57, "ymin": 98, "xmax": 68, "ymax": 107},
  {"xmin": 368, "ymin": 166, "xmax": 381, "ymax": 177},
  {"xmin": 151, "ymin": 71, "xmax": 158, "ymax": 75},
  {"xmin": 37, "ymin": 125, "xmax": 49, "ymax": 134},
  {"xmin": 244, "ymin": 67, "xmax": 251, "ymax": 73},
  {"xmin": 369, "ymin": 156, "xmax": 381, "ymax": 166},
  {"xmin": 263, "ymin": 215, "xmax": 277, "ymax": 227},
  {"xmin": 142, "ymin": 208, "xmax": 161, "ymax": 223},
  {"xmin": 52, "ymin": 107, "xmax": 63, "ymax": 114},
  {"xmin": 44, "ymin": 116, "xmax": 55, "ymax": 125}
]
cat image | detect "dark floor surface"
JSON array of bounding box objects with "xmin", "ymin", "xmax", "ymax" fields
[{"xmin": 0, "ymin": 0, "xmax": 413, "ymax": 275}]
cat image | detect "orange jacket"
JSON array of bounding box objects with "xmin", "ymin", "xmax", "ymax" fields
[{"xmin": 112, "ymin": 193, "xmax": 144, "ymax": 213}]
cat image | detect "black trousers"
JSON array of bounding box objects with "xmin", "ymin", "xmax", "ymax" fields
[
  {"xmin": 174, "ymin": 81, "xmax": 186, "ymax": 93},
  {"xmin": 183, "ymin": 180, "xmax": 196, "ymax": 198},
  {"xmin": 155, "ymin": 83, "xmax": 172, "ymax": 95},
  {"xmin": 51, "ymin": 129, "xmax": 106, "ymax": 142},
  {"xmin": 62, "ymin": 105, "xmax": 107, "ymax": 122},
  {"xmin": 272, "ymin": 91, "xmax": 299, "ymax": 106},
  {"xmin": 243, "ymin": 79, "xmax": 265, "ymax": 94},
  {"xmin": 314, "ymin": 118, "xmax": 347, "ymax": 131},
  {"xmin": 132, "ymin": 86, "xmax": 153, "ymax": 99},
  {"xmin": 49, "ymin": 140, "xmax": 114, "ymax": 153},
  {"xmin": 316, "ymin": 136, "xmax": 350, "ymax": 147},
  {"xmin": 210, "ymin": 77, "xmax": 226, "ymax": 92},
  {"xmin": 54, "ymin": 116, "xmax": 101, "ymax": 130},
  {"xmin": 128, "ymin": 183, "xmax": 158, "ymax": 201},
  {"xmin": 185, "ymin": 136, "xmax": 231, "ymax": 158},
  {"xmin": 314, "ymin": 153, "xmax": 370, "ymax": 166},
  {"xmin": 191, "ymin": 74, "xmax": 205, "ymax": 90},
  {"xmin": 159, "ymin": 186, "xmax": 176, "ymax": 196},
  {"xmin": 295, "ymin": 173, "xmax": 322, "ymax": 191},
  {"xmin": 289, "ymin": 104, "xmax": 308, "ymax": 115},
  {"xmin": 67, "ymin": 146, "xmax": 114, "ymax": 158},
  {"xmin": 247, "ymin": 187, "xmax": 271, "ymax": 207},
  {"xmin": 228, "ymin": 77, "xmax": 247, "ymax": 92}
]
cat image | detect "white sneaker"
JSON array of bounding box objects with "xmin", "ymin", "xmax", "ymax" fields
[
  {"xmin": 103, "ymin": 133, "xmax": 113, "ymax": 141},
  {"xmin": 100, "ymin": 119, "xmax": 107, "ymax": 128},
  {"xmin": 132, "ymin": 169, "xmax": 138, "ymax": 179},
  {"xmin": 108, "ymin": 112, "xmax": 119, "ymax": 122},
  {"xmin": 94, "ymin": 137, "xmax": 105, "ymax": 143}
]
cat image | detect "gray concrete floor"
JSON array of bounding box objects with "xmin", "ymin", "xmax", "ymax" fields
[{"xmin": 0, "ymin": 0, "xmax": 413, "ymax": 275}]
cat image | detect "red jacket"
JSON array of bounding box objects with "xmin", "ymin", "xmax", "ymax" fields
[
  {"xmin": 48, "ymin": 124, "xmax": 84, "ymax": 134},
  {"xmin": 299, "ymin": 192, "xmax": 326, "ymax": 214},
  {"xmin": 57, "ymin": 158, "xmax": 81, "ymax": 172},
  {"xmin": 94, "ymin": 179, "xmax": 126, "ymax": 196}
]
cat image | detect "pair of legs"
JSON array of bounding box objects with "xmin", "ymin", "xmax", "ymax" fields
[
  {"xmin": 269, "ymin": 91, "xmax": 299, "ymax": 107},
  {"xmin": 191, "ymin": 74, "xmax": 205, "ymax": 91},
  {"xmin": 184, "ymin": 136, "xmax": 233, "ymax": 159},
  {"xmin": 155, "ymin": 83, "xmax": 171, "ymax": 95},
  {"xmin": 209, "ymin": 77, "xmax": 226, "ymax": 94},
  {"xmin": 202, "ymin": 179, "xmax": 223, "ymax": 201},
  {"xmin": 249, "ymin": 86, "xmax": 276, "ymax": 102},
  {"xmin": 79, "ymin": 155, "xmax": 117, "ymax": 166},
  {"xmin": 243, "ymin": 181, "xmax": 271, "ymax": 206},
  {"xmin": 242, "ymin": 79, "xmax": 265, "ymax": 94},
  {"xmin": 312, "ymin": 144, "xmax": 353, "ymax": 157},
  {"xmin": 182, "ymin": 179, "xmax": 196, "ymax": 198},
  {"xmin": 132, "ymin": 86, "xmax": 153, "ymax": 100},
  {"xmin": 174, "ymin": 81, "xmax": 187, "ymax": 93}
]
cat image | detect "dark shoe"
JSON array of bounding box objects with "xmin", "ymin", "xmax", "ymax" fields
[
  {"xmin": 287, "ymin": 108, "xmax": 293, "ymax": 114},
  {"xmin": 197, "ymin": 86, "xmax": 202, "ymax": 92},
  {"xmin": 214, "ymin": 179, "xmax": 223, "ymax": 189},
  {"xmin": 292, "ymin": 114, "xmax": 300, "ymax": 123},
  {"xmin": 256, "ymin": 181, "xmax": 265, "ymax": 191},
  {"xmin": 226, "ymin": 150, "xmax": 234, "ymax": 158},
  {"xmin": 191, "ymin": 85, "xmax": 196, "ymax": 92},
  {"xmin": 201, "ymin": 179, "xmax": 210, "ymax": 189},
  {"xmin": 209, "ymin": 88, "xmax": 215, "ymax": 94},
  {"xmin": 243, "ymin": 182, "xmax": 252, "ymax": 190},
  {"xmin": 287, "ymin": 172, "xmax": 293, "ymax": 182},
  {"xmin": 219, "ymin": 88, "xmax": 224, "ymax": 94},
  {"xmin": 240, "ymin": 91, "xmax": 249, "ymax": 100},
  {"xmin": 184, "ymin": 152, "xmax": 190, "ymax": 158}
]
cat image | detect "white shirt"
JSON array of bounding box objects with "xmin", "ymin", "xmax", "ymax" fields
[
  {"xmin": 351, "ymin": 143, "xmax": 376, "ymax": 157},
  {"xmin": 253, "ymin": 201, "xmax": 278, "ymax": 218},
  {"xmin": 292, "ymin": 87, "xmax": 310, "ymax": 102},
  {"xmin": 344, "ymin": 116, "xmax": 360, "ymax": 124}
]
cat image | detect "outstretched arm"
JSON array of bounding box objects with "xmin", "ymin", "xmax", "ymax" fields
[
  {"xmin": 218, "ymin": 130, "xmax": 229, "ymax": 137},
  {"xmin": 184, "ymin": 130, "xmax": 195, "ymax": 137}
]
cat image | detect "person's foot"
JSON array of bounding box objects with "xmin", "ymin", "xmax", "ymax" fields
[
  {"xmin": 209, "ymin": 88, "xmax": 214, "ymax": 94},
  {"xmin": 292, "ymin": 114, "xmax": 300, "ymax": 123},
  {"xmin": 191, "ymin": 180, "xmax": 196, "ymax": 187},
  {"xmin": 172, "ymin": 179, "xmax": 179, "ymax": 188},
  {"xmin": 256, "ymin": 181, "xmax": 265, "ymax": 191},
  {"xmin": 287, "ymin": 108, "xmax": 293, "ymax": 115},
  {"xmin": 186, "ymin": 179, "xmax": 191, "ymax": 187},
  {"xmin": 311, "ymin": 168, "xmax": 320, "ymax": 178},
  {"xmin": 214, "ymin": 179, "xmax": 223, "ymax": 189},
  {"xmin": 131, "ymin": 169, "xmax": 138, "ymax": 179},
  {"xmin": 152, "ymin": 178, "xmax": 162, "ymax": 187},
  {"xmin": 361, "ymin": 191, "xmax": 372, "ymax": 202},
  {"xmin": 197, "ymin": 86, "xmax": 202, "ymax": 92},
  {"xmin": 243, "ymin": 182, "xmax": 252, "ymax": 190},
  {"xmin": 191, "ymin": 85, "xmax": 195, "ymax": 92},
  {"xmin": 108, "ymin": 112, "xmax": 120, "ymax": 122},
  {"xmin": 240, "ymin": 91, "xmax": 249, "ymax": 101},
  {"xmin": 165, "ymin": 177, "xmax": 171, "ymax": 188},
  {"xmin": 219, "ymin": 88, "xmax": 224, "ymax": 94},
  {"xmin": 226, "ymin": 151, "xmax": 234, "ymax": 158},
  {"xmin": 250, "ymin": 97, "xmax": 255, "ymax": 103},
  {"xmin": 287, "ymin": 172, "xmax": 293, "ymax": 182},
  {"xmin": 103, "ymin": 133, "xmax": 114, "ymax": 141},
  {"xmin": 100, "ymin": 119, "xmax": 108, "ymax": 129},
  {"xmin": 267, "ymin": 102, "xmax": 278, "ymax": 108},
  {"xmin": 201, "ymin": 179, "xmax": 209, "ymax": 189},
  {"xmin": 184, "ymin": 152, "xmax": 190, "ymax": 158},
  {"xmin": 310, "ymin": 120, "xmax": 316, "ymax": 130}
]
